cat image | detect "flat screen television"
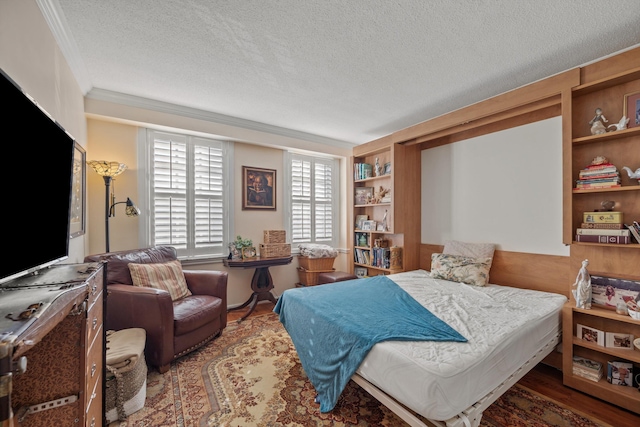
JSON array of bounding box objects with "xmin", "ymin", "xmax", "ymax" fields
[{"xmin": 0, "ymin": 68, "xmax": 75, "ymax": 285}]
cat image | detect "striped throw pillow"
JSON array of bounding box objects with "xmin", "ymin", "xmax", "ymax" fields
[{"xmin": 128, "ymin": 260, "xmax": 192, "ymax": 301}]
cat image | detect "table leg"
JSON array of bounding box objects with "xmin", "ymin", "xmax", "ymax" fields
[{"xmin": 228, "ymin": 266, "xmax": 278, "ymax": 322}]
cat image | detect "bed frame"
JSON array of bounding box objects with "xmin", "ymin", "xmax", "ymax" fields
[{"xmin": 349, "ymin": 246, "xmax": 570, "ymax": 427}]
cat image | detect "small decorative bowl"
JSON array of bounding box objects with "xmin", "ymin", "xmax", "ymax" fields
[
  {"xmin": 629, "ymin": 309, "xmax": 640, "ymax": 321},
  {"xmin": 634, "ymin": 337, "xmax": 640, "ymax": 351}
]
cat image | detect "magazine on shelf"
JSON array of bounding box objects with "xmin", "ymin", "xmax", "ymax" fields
[{"xmin": 607, "ymin": 361, "xmax": 633, "ymax": 387}]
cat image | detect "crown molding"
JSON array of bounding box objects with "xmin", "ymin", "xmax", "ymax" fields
[
  {"xmin": 86, "ymin": 88, "xmax": 357, "ymax": 149},
  {"xmin": 37, "ymin": 0, "xmax": 93, "ymax": 94}
]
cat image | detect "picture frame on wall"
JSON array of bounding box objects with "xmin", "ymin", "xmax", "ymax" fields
[
  {"xmin": 242, "ymin": 166, "xmax": 276, "ymax": 210},
  {"xmin": 623, "ymin": 90, "xmax": 640, "ymax": 128},
  {"xmin": 70, "ymin": 142, "xmax": 86, "ymax": 238}
]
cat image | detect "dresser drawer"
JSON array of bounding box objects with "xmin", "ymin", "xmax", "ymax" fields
[
  {"xmin": 85, "ymin": 371, "xmax": 103, "ymax": 427},
  {"xmin": 86, "ymin": 290, "xmax": 103, "ymax": 350},
  {"xmin": 86, "ymin": 272, "xmax": 103, "ymax": 311}
]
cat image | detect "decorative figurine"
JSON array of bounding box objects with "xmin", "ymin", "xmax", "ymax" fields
[
  {"xmin": 381, "ymin": 209, "xmax": 388, "ymax": 231},
  {"xmin": 374, "ymin": 157, "xmax": 381, "ymax": 177},
  {"xmin": 621, "ymin": 166, "xmax": 640, "ymax": 184},
  {"xmin": 607, "ymin": 115, "xmax": 630, "ymax": 131},
  {"xmin": 572, "ymin": 259, "xmax": 592, "ymax": 309},
  {"xmin": 600, "ymin": 200, "xmax": 615, "ymax": 211},
  {"xmin": 589, "ymin": 108, "xmax": 608, "ymax": 135}
]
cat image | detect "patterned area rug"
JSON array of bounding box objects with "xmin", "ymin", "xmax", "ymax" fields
[{"xmin": 111, "ymin": 312, "xmax": 611, "ymax": 427}]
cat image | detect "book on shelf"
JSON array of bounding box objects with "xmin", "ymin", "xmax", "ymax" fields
[
  {"xmin": 580, "ymin": 222, "xmax": 624, "ymax": 229},
  {"xmin": 582, "ymin": 162, "xmax": 616, "ymax": 171},
  {"xmin": 575, "ymin": 234, "xmax": 630, "ymax": 244},
  {"xmin": 582, "ymin": 211, "xmax": 623, "ymax": 224},
  {"xmin": 625, "ymin": 223, "xmax": 640, "ymax": 243},
  {"xmin": 354, "ymin": 163, "xmax": 373, "ymax": 180},
  {"xmin": 575, "ymin": 228, "xmax": 629, "ymax": 236},
  {"xmin": 572, "ymin": 356, "xmax": 603, "ymax": 382},
  {"xmin": 576, "ymin": 176, "xmax": 620, "ymax": 183},
  {"xmin": 606, "ymin": 361, "xmax": 633, "ymax": 387},
  {"xmin": 578, "ymin": 169, "xmax": 618, "ymax": 178}
]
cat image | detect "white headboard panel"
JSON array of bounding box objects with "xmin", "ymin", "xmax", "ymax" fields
[{"xmin": 421, "ymin": 116, "xmax": 569, "ymax": 256}]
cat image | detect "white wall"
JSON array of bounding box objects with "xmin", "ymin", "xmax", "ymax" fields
[
  {"xmin": 0, "ymin": 0, "xmax": 88, "ymax": 263},
  {"xmin": 421, "ymin": 116, "xmax": 569, "ymax": 256}
]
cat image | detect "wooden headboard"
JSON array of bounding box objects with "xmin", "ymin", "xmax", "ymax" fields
[{"xmin": 420, "ymin": 244, "xmax": 571, "ymax": 297}]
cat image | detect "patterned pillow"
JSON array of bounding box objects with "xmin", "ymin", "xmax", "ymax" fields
[
  {"xmin": 430, "ymin": 253, "xmax": 493, "ymax": 287},
  {"xmin": 128, "ymin": 259, "xmax": 192, "ymax": 301}
]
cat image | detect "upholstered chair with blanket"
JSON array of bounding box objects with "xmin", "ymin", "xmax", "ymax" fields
[{"xmin": 84, "ymin": 245, "xmax": 227, "ymax": 373}]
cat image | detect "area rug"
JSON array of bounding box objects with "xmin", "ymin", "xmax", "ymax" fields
[{"xmin": 110, "ymin": 312, "xmax": 611, "ymax": 427}]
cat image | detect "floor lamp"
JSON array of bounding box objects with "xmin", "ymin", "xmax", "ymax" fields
[{"xmin": 87, "ymin": 160, "xmax": 141, "ymax": 252}]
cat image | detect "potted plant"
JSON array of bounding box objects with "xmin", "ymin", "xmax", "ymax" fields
[{"xmin": 229, "ymin": 235, "xmax": 253, "ymax": 260}]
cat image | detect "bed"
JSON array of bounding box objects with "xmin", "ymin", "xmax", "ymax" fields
[{"xmin": 275, "ymin": 263, "xmax": 568, "ymax": 427}]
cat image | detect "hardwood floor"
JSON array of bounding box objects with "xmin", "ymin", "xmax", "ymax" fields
[{"xmin": 229, "ymin": 302, "xmax": 640, "ymax": 427}]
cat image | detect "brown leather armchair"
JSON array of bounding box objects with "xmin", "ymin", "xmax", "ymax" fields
[{"xmin": 85, "ymin": 246, "xmax": 227, "ymax": 373}]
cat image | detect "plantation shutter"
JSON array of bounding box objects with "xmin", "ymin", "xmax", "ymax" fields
[
  {"xmin": 150, "ymin": 131, "xmax": 230, "ymax": 259},
  {"xmin": 289, "ymin": 154, "xmax": 337, "ymax": 246}
]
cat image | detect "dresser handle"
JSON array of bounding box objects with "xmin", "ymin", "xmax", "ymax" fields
[
  {"xmin": 90, "ymin": 417, "xmax": 95, "ymax": 427},
  {"xmin": 92, "ymin": 317, "xmax": 98, "ymax": 329},
  {"xmin": 91, "ymin": 284, "xmax": 97, "ymax": 295},
  {"xmin": 91, "ymin": 363, "xmax": 97, "ymax": 377}
]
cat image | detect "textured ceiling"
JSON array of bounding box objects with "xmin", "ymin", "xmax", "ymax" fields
[{"xmin": 48, "ymin": 0, "xmax": 640, "ymax": 146}]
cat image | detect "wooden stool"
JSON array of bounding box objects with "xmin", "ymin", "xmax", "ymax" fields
[{"xmin": 318, "ymin": 271, "xmax": 358, "ymax": 284}]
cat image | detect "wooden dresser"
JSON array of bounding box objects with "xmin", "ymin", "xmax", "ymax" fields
[{"xmin": 0, "ymin": 262, "xmax": 105, "ymax": 427}]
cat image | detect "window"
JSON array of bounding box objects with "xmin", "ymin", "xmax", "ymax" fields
[
  {"xmin": 285, "ymin": 152, "xmax": 338, "ymax": 248},
  {"xmin": 141, "ymin": 130, "xmax": 233, "ymax": 260}
]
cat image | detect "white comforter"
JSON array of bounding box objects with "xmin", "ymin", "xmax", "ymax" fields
[{"xmin": 356, "ymin": 269, "xmax": 567, "ymax": 421}]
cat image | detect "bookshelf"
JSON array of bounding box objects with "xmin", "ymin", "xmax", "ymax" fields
[
  {"xmin": 561, "ymin": 47, "xmax": 640, "ymax": 412},
  {"xmin": 349, "ymin": 137, "xmax": 420, "ymax": 276},
  {"xmin": 562, "ymin": 303, "xmax": 640, "ymax": 413}
]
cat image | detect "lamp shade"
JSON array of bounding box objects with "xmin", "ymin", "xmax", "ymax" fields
[
  {"xmin": 87, "ymin": 160, "xmax": 127, "ymax": 177},
  {"xmin": 125, "ymin": 198, "xmax": 141, "ymax": 217}
]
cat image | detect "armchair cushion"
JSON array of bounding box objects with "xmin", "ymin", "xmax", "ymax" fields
[{"xmin": 129, "ymin": 260, "xmax": 192, "ymax": 301}]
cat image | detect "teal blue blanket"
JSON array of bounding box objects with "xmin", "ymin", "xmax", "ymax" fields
[{"xmin": 273, "ymin": 275, "xmax": 467, "ymax": 412}]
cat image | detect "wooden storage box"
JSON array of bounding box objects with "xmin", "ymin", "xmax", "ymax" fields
[
  {"xmin": 259, "ymin": 243, "xmax": 291, "ymax": 258},
  {"xmin": 298, "ymin": 256, "xmax": 336, "ymax": 271},
  {"xmin": 297, "ymin": 267, "xmax": 335, "ymax": 286},
  {"xmin": 263, "ymin": 230, "xmax": 286, "ymax": 243}
]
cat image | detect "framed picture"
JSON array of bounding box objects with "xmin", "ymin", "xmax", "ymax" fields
[
  {"xmin": 605, "ymin": 332, "xmax": 634, "ymax": 350},
  {"xmin": 361, "ymin": 220, "xmax": 376, "ymax": 231},
  {"xmin": 576, "ymin": 324, "xmax": 605, "ymax": 347},
  {"xmin": 623, "ymin": 90, "xmax": 640, "ymax": 128},
  {"xmin": 70, "ymin": 142, "xmax": 86, "ymax": 238},
  {"xmin": 355, "ymin": 187, "xmax": 373, "ymax": 205},
  {"xmin": 242, "ymin": 166, "xmax": 276, "ymax": 210},
  {"xmin": 242, "ymin": 246, "xmax": 257, "ymax": 259},
  {"xmin": 383, "ymin": 162, "xmax": 391, "ymax": 175},
  {"xmin": 355, "ymin": 214, "xmax": 369, "ymax": 230},
  {"xmin": 354, "ymin": 267, "xmax": 367, "ymax": 278},
  {"xmin": 590, "ymin": 275, "xmax": 640, "ymax": 310}
]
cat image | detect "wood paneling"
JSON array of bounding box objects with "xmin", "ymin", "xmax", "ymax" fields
[{"xmin": 420, "ymin": 244, "xmax": 571, "ymax": 297}]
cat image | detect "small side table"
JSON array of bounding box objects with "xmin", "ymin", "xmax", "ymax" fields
[{"xmin": 223, "ymin": 256, "xmax": 293, "ymax": 322}]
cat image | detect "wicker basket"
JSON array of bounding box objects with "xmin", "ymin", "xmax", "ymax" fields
[
  {"xmin": 263, "ymin": 230, "xmax": 286, "ymax": 243},
  {"xmin": 297, "ymin": 267, "xmax": 335, "ymax": 286},
  {"xmin": 298, "ymin": 256, "xmax": 336, "ymax": 271},
  {"xmin": 259, "ymin": 243, "xmax": 291, "ymax": 258}
]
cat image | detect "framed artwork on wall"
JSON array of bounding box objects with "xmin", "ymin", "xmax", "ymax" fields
[
  {"xmin": 242, "ymin": 166, "xmax": 276, "ymax": 210},
  {"xmin": 70, "ymin": 142, "xmax": 86, "ymax": 238}
]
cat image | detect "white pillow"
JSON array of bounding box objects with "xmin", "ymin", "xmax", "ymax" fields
[{"xmin": 443, "ymin": 240, "xmax": 496, "ymax": 259}]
